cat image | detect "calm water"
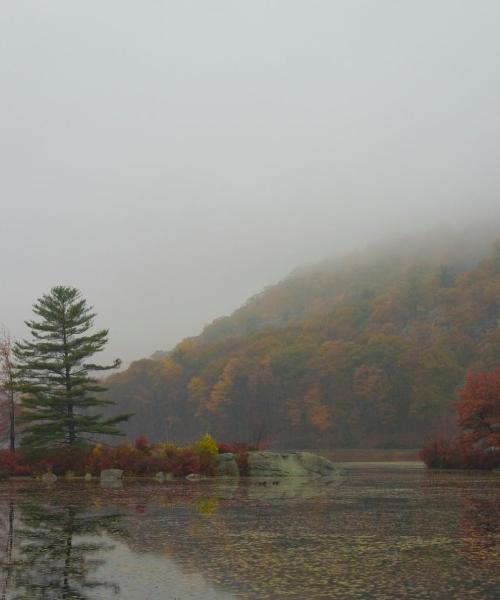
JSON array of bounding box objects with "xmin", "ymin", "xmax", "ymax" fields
[{"xmin": 0, "ymin": 463, "xmax": 499, "ymax": 600}]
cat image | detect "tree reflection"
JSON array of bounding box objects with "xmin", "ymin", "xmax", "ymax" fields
[
  {"xmin": 0, "ymin": 500, "xmax": 15, "ymax": 600},
  {"xmin": 8, "ymin": 497, "xmax": 122, "ymax": 600},
  {"xmin": 459, "ymin": 492, "xmax": 500, "ymax": 571}
]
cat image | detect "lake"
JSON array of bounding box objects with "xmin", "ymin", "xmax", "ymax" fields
[{"xmin": 1, "ymin": 460, "xmax": 499, "ymax": 599}]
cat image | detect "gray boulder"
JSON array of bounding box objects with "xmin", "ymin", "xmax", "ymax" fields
[
  {"xmin": 41, "ymin": 472, "xmax": 57, "ymax": 483},
  {"xmin": 100, "ymin": 469, "xmax": 123, "ymax": 482},
  {"xmin": 215, "ymin": 453, "xmax": 239, "ymax": 477},
  {"xmin": 186, "ymin": 473, "xmax": 206, "ymax": 482},
  {"xmin": 247, "ymin": 451, "xmax": 337, "ymax": 478},
  {"xmin": 154, "ymin": 471, "xmax": 166, "ymax": 483}
]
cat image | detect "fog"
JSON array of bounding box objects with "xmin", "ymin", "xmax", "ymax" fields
[{"xmin": 1, "ymin": 1, "xmax": 500, "ymax": 366}]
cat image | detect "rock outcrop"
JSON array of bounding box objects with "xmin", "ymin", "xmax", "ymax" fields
[
  {"xmin": 247, "ymin": 451, "xmax": 337, "ymax": 478},
  {"xmin": 215, "ymin": 453, "xmax": 239, "ymax": 477}
]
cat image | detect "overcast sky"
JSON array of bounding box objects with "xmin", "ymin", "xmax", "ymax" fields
[{"xmin": 1, "ymin": 1, "xmax": 500, "ymax": 366}]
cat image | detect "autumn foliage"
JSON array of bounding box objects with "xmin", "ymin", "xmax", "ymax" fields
[
  {"xmin": 0, "ymin": 435, "xmax": 233, "ymax": 479},
  {"xmin": 104, "ymin": 239, "xmax": 500, "ymax": 449},
  {"xmin": 420, "ymin": 367, "xmax": 500, "ymax": 469},
  {"xmin": 456, "ymin": 368, "xmax": 500, "ymax": 453}
]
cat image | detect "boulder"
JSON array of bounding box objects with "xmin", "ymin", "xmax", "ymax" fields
[
  {"xmin": 100, "ymin": 469, "xmax": 123, "ymax": 483},
  {"xmin": 155, "ymin": 471, "xmax": 166, "ymax": 483},
  {"xmin": 186, "ymin": 473, "xmax": 206, "ymax": 482},
  {"xmin": 215, "ymin": 453, "xmax": 239, "ymax": 477},
  {"xmin": 84, "ymin": 472, "xmax": 93, "ymax": 482},
  {"xmin": 247, "ymin": 451, "xmax": 338, "ymax": 478},
  {"xmin": 41, "ymin": 472, "xmax": 57, "ymax": 483}
]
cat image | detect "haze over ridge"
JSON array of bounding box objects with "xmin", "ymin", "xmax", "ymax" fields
[{"xmin": 1, "ymin": 1, "xmax": 500, "ymax": 365}]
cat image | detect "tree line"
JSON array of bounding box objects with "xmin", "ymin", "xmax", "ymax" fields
[{"xmin": 104, "ymin": 240, "xmax": 500, "ymax": 449}]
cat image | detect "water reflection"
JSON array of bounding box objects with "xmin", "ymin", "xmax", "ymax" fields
[
  {"xmin": 0, "ymin": 501, "xmax": 14, "ymax": 600},
  {"xmin": 0, "ymin": 470, "xmax": 499, "ymax": 600},
  {"xmin": 1, "ymin": 491, "xmax": 123, "ymax": 600}
]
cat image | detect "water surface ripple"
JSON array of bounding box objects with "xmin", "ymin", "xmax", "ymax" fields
[{"xmin": 1, "ymin": 464, "xmax": 499, "ymax": 599}]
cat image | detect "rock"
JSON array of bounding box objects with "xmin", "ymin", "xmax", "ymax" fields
[
  {"xmin": 100, "ymin": 469, "xmax": 123, "ymax": 483},
  {"xmin": 215, "ymin": 453, "xmax": 239, "ymax": 477},
  {"xmin": 186, "ymin": 473, "xmax": 206, "ymax": 482},
  {"xmin": 247, "ymin": 451, "xmax": 338, "ymax": 478},
  {"xmin": 41, "ymin": 472, "xmax": 57, "ymax": 483},
  {"xmin": 84, "ymin": 472, "xmax": 93, "ymax": 482},
  {"xmin": 155, "ymin": 471, "xmax": 166, "ymax": 483}
]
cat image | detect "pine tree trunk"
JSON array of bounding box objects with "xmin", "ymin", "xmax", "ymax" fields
[
  {"xmin": 66, "ymin": 363, "xmax": 75, "ymax": 446},
  {"xmin": 8, "ymin": 389, "xmax": 15, "ymax": 452},
  {"xmin": 68, "ymin": 403, "xmax": 75, "ymax": 446},
  {"xmin": 63, "ymin": 319, "xmax": 75, "ymax": 447}
]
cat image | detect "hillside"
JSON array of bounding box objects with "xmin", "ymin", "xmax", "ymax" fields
[{"xmin": 106, "ymin": 228, "xmax": 500, "ymax": 448}]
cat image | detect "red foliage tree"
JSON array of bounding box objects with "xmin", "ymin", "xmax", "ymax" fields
[
  {"xmin": 420, "ymin": 367, "xmax": 500, "ymax": 469},
  {"xmin": 456, "ymin": 367, "xmax": 500, "ymax": 453}
]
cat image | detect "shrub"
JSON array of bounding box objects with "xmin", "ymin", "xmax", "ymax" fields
[
  {"xmin": 165, "ymin": 447, "xmax": 201, "ymax": 476},
  {"xmin": 0, "ymin": 437, "xmax": 250, "ymax": 478},
  {"xmin": 45, "ymin": 447, "xmax": 89, "ymax": 476},
  {"xmin": 217, "ymin": 442, "xmax": 252, "ymax": 475},
  {"xmin": 419, "ymin": 437, "xmax": 460, "ymax": 469},
  {"xmin": 154, "ymin": 442, "xmax": 177, "ymax": 456},
  {"xmin": 217, "ymin": 442, "xmax": 233, "ymax": 454},
  {"xmin": 194, "ymin": 433, "xmax": 218, "ymax": 455},
  {"xmin": 0, "ymin": 450, "xmax": 31, "ymax": 477},
  {"xmin": 420, "ymin": 435, "xmax": 500, "ymax": 470},
  {"xmin": 134, "ymin": 436, "xmax": 149, "ymax": 452},
  {"xmin": 199, "ymin": 451, "xmax": 216, "ymax": 476}
]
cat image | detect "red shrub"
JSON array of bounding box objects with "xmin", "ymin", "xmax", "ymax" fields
[
  {"xmin": 165, "ymin": 448, "xmax": 201, "ymax": 476},
  {"xmin": 419, "ymin": 437, "xmax": 460, "ymax": 469},
  {"xmin": 217, "ymin": 442, "xmax": 233, "ymax": 454},
  {"xmin": 42, "ymin": 448, "xmax": 88, "ymax": 476},
  {"xmin": 0, "ymin": 436, "xmax": 251, "ymax": 478},
  {"xmin": 217, "ymin": 442, "xmax": 252, "ymax": 475},
  {"xmin": 134, "ymin": 436, "xmax": 149, "ymax": 452},
  {"xmin": 199, "ymin": 452, "xmax": 216, "ymax": 476},
  {"xmin": 420, "ymin": 434, "xmax": 500, "ymax": 470},
  {"xmin": 0, "ymin": 450, "xmax": 31, "ymax": 477}
]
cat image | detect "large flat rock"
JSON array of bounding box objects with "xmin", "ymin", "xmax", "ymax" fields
[{"xmin": 247, "ymin": 451, "xmax": 338, "ymax": 478}]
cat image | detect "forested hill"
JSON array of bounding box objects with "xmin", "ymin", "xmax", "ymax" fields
[{"xmin": 106, "ymin": 229, "xmax": 500, "ymax": 448}]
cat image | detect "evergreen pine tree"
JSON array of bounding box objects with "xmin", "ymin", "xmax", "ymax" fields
[{"xmin": 14, "ymin": 286, "xmax": 131, "ymax": 449}]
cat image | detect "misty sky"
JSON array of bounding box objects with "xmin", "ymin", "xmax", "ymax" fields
[{"xmin": 1, "ymin": 1, "xmax": 500, "ymax": 366}]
